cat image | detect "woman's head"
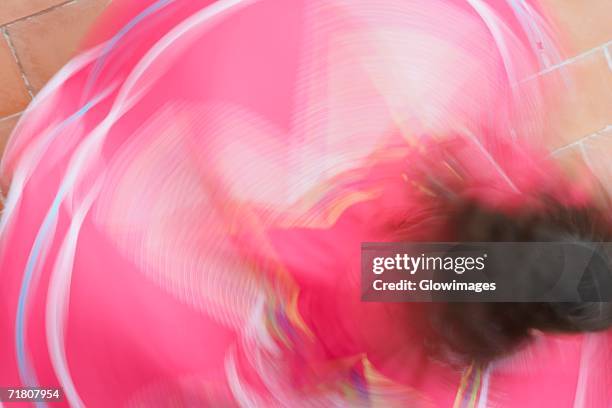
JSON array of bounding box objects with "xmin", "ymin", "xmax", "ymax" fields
[{"xmin": 426, "ymin": 197, "xmax": 612, "ymax": 363}]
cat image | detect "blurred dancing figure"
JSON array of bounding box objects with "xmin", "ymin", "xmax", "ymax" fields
[{"xmin": 1, "ymin": 1, "xmax": 611, "ymax": 406}]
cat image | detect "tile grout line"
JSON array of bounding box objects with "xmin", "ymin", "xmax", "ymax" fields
[
  {"xmin": 550, "ymin": 125, "xmax": 612, "ymax": 156},
  {"xmin": 0, "ymin": 0, "xmax": 78, "ymax": 29},
  {"xmin": 518, "ymin": 40, "xmax": 612, "ymax": 84},
  {"xmin": 0, "ymin": 111, "xmax": 24, "ymax": 123},
  {"xmin": 604, "ymin": 46, "xmax": 612, "ymax": 72},
  {"xmin": 551, "ymin": 139, "xmax": 583, "ymax": 156},
  {"xmin": 1, "ymin": 27, "xmax": 35, "ymax": 98},
  {"xmin": 578, "ymin": 142, "xmax": 595, "ymax": 175}
]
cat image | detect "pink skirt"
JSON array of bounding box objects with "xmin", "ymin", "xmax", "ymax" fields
[{"xmin": 1, "ymin": 0, "xmax": 610, "ymax": 406}]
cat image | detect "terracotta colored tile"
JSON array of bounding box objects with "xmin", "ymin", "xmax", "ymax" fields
[
  {"xmin": 0, "ymin": 36, "xmax": 31, "ymax": 117},
  {"xmin": 532, "ymin": 50, "xmax": 612, "ymax": 150},
  {"xmin": 6, "ymin": 0, "xmax": 109, "ymax": 92},
  {"xmin": 0, "ymin": 114, "xmax": 21, "ymax": 200},
  {"xmin": 581, "ymin": 128, "xmax": 612, "ymax": 195},
  {"xmin": 0, "ymin": 0, "xmax": 67, "ymax": 27},
  {"xmin": 551, "ymin": 144, "xmax": 591, "ymax": 182},
  {"xmin": 540, "ymin": 0, "xmax": 612, "ymax": 57},
  {"xmin": 0, "ymin": 114, "xmax": 20, "ymax": 159},
  {"xmin": 0, "ymin": 116, "xmax": 19, "ymax": 201}
]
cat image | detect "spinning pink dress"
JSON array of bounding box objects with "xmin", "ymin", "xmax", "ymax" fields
[{"xmin": 1, "ymin": 0, "xmax": 610, "ymax": 406}]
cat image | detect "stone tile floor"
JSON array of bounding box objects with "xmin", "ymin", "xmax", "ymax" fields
[{"xmin": 0, "ymin": 0, "xmax": 108, "ymax": 154}]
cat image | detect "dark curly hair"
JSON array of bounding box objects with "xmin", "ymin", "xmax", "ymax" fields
[{"xmin": 425, "ymin": 198, "xmax": 612, "ymax": 364}]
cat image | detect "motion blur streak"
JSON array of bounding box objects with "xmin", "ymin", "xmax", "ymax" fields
[
  {"xmin": 46, "ymin": 177, "xmax": 104, "ymax": 408},
  {"xmin": 2, "ymin": 1, "xmax": 609, "ymax": 407}
]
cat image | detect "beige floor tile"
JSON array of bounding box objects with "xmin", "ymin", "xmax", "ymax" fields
[
  {"xmin": 534, "ymin": 50, "xmax": 612, "ymax": 150},
  {"xmin": 540, "ymin": 0, "xmax": 612, "ymax": 57},
  {"xmin": 6, "ymin": 0, "xmax": 108, "ymax": 93},
  {"xmin": 582, "ymin": 128, "xmax": 612, "ymax": 195},
  {"xmin": 0, "ymin": 36, "xmax": 31, "ymax": 117},
  {"xmin": 0, "ymin": 114, "xmax": 20, "ymax": 159},
  {"xmin": 0, "ymin": 0, "xmax": 67, "ymax": 27},
  {"xmin": 550, "ymin": 142, "xmax": 612, "ymax": 203},
  {"xmin": 551, "ymin": 144, "xmax": 591, "ymax": 181}
]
